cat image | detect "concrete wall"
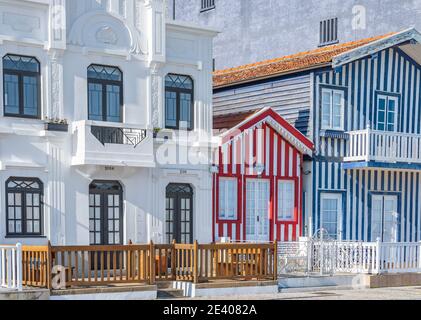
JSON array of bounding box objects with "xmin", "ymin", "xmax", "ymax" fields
[{"xmin": 170, "ymin": 0, "xmax": 421, "ymax": 70}]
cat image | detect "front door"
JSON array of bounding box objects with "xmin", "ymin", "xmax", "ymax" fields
[
  {"xmin": 166, "ymin": 184, "xmax": 193, "ymax": 244},
  {"xmin": 371, "ymin": 195, "xmax": 398, "ymax": 242},
  {"xmin": 246, "ymin": 180, "xmax": 270, "ymax": 242},
  {"xmin": 89, "ymin": 181, "xmax": 123, "ymax": 245}
]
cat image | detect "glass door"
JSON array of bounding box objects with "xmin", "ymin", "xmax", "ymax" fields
[
  {"xmin": 371, "ymin": 195, "xmax": 398, "ymax": 242},
  {"xmin": 246, "ymin": 180, "xmax": 270, "ymax": 242}
]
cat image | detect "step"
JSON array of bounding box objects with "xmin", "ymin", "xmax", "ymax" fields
[{"xmin": 157, "ymin": 289, "xmax": 185, "ymax": 299}]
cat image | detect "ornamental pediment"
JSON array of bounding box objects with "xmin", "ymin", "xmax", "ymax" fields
[{"xmin": 68, "ymin": 11, "xmax": 146, "ymax": 55}]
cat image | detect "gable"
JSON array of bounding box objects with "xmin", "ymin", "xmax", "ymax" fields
[{"xmin": 220, "ymin": 109, "xmax": 313, "ymax": 156}]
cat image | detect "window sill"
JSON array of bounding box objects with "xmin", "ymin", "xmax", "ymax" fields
[
  {"xmin": 200, "ymin": 6, "xmax": 215, "ymax": 13},
  {"xmin": 5, "ymin": 235, "xmax": 47, "ymax": 239}
]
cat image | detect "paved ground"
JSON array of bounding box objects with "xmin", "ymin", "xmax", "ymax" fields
[{"xmin": 190, "ymin": 287, "xmax": 421, "ymax": 300}]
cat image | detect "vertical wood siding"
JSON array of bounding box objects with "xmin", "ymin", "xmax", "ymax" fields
[
  {"xmin": 213, "ymin": 122, "xmax": 304, "ymax": 242},
  {"xmin": 311, "ymin": 46, "xmax": 421, "ymax": 242}
]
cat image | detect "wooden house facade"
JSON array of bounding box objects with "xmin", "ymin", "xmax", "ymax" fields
[{"xmin": 213, "ymin": 28, "xmax": 421, "ymax": 242}]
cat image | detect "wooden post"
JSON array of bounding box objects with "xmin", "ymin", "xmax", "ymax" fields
[
  {"xmin": 171, "ymin": 240, "xmax": 177, "ymax": 280},
  {"xmin": 273, "ymin": 242, "xmax": 278, "ymax": 281},
  {"xmin": 46, "ymin": 241, "xmax": 52, "ymax": 290},
  {"xmin": 193, "ymin": 241, "xmax": 199, "ymax": 284},
  {"xmin": 149, "ymin": 241, "xmax": 155, "ymax": 285}
]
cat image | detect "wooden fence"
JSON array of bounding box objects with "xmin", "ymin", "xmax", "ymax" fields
[{"xmin": 18, "ymin": 241, "xmax": 277, "ymax": 289}]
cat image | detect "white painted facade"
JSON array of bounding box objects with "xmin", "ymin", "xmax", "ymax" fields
[{"xmin": 0, "ymin": 0, "xmax": 217, "ymax": 246}]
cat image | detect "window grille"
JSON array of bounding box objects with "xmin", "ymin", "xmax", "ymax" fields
[{"xmin": 319, "ymin": 18, "xmax": 338, "ymax": 46}]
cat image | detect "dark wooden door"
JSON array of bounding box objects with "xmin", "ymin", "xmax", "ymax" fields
[{"xmin": 165, "ymin": 184, "xmax": 193, "ymax": 244}]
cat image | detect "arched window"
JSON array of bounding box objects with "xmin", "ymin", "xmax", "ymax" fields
[
  {"xmin": 3, "ymin": 54, "xmax": 41, "ymax": 118},
  {"xmin": 165, "ymin": 74, "xmax": 194, "ymax": 130},
  {"xmin": 88, "ymin": 64, "xmax": 123, "ymax": 122},
  {"xmin": 6, "ymin": 177, "xmax": 43, "ymax": 236}
]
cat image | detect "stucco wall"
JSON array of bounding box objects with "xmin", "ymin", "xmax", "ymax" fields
[{"xmin": 170, "ymin": 0, "xmax": 421, "ymax": 70}]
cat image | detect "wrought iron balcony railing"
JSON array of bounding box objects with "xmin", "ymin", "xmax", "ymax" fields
[{"xmin": 91, "ymin": 126, "xmax": 147, "ymax": 148}]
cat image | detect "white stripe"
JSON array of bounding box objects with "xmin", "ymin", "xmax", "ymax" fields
[
  {"xmin": 288, "ymin": 225, "xmax": 293, "ymax": 242},
  {"xmin": 232, "ymin": 139, "xmax": 237, "ymax": 175},
  {"xmin": 265, "ymin": 127, "xmax": 270, "ymax": 176},
  {"xmin": 281, "ymin": 225, "xmax": 285, "ymax": 242},
  {"xmin": 273, "ymin": 135, "xmax": 278, "ymax": 177},
  {"xmin": 289, "ymin": 147, "xmax": 293, "ymax": 177},
  {"xmin": 281, "ymin": 140, "xmax": 285, "ymax": 176}
]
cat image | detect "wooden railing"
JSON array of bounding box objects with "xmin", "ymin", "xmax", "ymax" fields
[
  {"xmin": 15, "ymin": 241, "xmax": 277, "ymax": 289},
  {"xmin": 50, "ymin": 244, "xmax": 152, "ymax": 287},
  {"xmin": 22, "ymin": 245, "xmax": 51, "ymax": 288},
  {"xmin": 345, "ymin": 127, "xmax": 421, "ymax": 163}
]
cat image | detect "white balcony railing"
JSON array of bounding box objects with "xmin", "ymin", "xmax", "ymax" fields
[
  {"xmin": 0, "ymin": 244, "xmax": 22, "ymax": 291},
  {"xmin": 71, "ymin": 120, "xmax": 155, "ymax": 168},
  {"xmin": 345, "ymin": 127, "xmax": 421, "ymax": 164}
]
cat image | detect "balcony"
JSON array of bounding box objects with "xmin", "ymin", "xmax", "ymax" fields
[
  {"xmin": 344, "ymin": 127, "xmax": 421, "ymax": 167},
  {"xmin": 71, "ymin": 121, "xmax": 155, "ymax": 168}
]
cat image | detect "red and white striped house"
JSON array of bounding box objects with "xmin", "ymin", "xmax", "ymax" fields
[{"xmin": 213, "ymin": 108, "xmax": 314, "ymax": 242}]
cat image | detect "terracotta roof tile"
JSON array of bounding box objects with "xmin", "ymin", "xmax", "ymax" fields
[
  {"xmin": 213, "ymin": 33, "xmax": 396, "ymax": 88},
  {"xmin": 214, "ymin": 109, "xmax": 262, "ymax": 131}
]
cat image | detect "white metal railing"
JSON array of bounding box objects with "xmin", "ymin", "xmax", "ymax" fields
[
  {"xmin": 277, "ymin": 239, "xmax": 421, "ymax": 276},
  {"xmin": 0, "ymin": 244, "xmax": 22, "ymax": 291},
  {"xmin": 345, "ymin": 127, "xmax": 421, "ymax": 164}
]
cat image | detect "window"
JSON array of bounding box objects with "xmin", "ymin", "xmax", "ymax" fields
[
  {"xmin": 377, "ymin": 94, "xmax": 398, "ymax": 131},
  {"xmin": 278, "ymin": 180, "xmax": 295, "ymax": 221},
  {"xmin": 320, "ymin": 193, "xmax": 342, "ymax": 240},
  {"xmin": 165, "ymin": 74, "xmax": 194, "ymax": 130},
  {"xmin": 3, "ymin": 54, "xmax": 41, "ymax": 118},
  {"xmin": 201, "ymin": 0, "xmax": 215, "ymax": 12},
  {"xmin": 321, "ymin": 88, "xmax": 345, "ymax": 131},
  {"xmin": 319, "ymin": 18, "xmax": 338, "ymax": 46},
  {"xmin": 219, "ymin": 178, "xmax": 238, "ymax": 220},
  {"xmin": 6, "ymin": 178, "xmax": 43, "ymax": 237},
  {"xmin": 88, "ymin": 64, "xmax": 123, "ymax": 122}
]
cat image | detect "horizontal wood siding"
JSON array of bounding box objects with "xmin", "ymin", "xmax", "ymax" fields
[{"xmin": 214, "ymin": 75, "xmax": 312, "ymax": 135}]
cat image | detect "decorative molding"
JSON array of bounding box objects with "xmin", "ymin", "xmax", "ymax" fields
[
  {"xmin": 49, "ymin": 50, "xmax": 64, "ymax": 119},
  {"xmin": 51, "ymin": 0, "xmax": 66, "ymax": 43},
  {"xmin": 333, "ymin": 28, "xmax": 421, "ymax": 68},
  {"xmin": 150, "ymin": 62, "xmax": 162, "ymax": 128},
  {"xmin": 96, "ymin": 26, "xmax": 118, "ymax": 44},
  {"xmin": 2, "ymin": 12, "xmax": 40, "ymax": 33},
  {"xmin": 68, "ymin": 11, "xmax": 146, "ymax": 55}
]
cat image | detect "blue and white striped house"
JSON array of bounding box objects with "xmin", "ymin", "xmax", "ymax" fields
[{"xmin": 213, "ymin": 28, "xmax": 421, "ymax": 243}]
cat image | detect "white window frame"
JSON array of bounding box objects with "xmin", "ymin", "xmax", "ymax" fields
[
  {"xmin": 376, "ymin": 94, "xmax": 398, "ymax": 132},
  {"xmin": 277, "ymin": 180, "xmax": 295, "ymax": 221},
  {"xmin": 321, "ymin": 87, "xmax": 345, "ymax": 131},
  {"xmin": 218, "ymin": 177, "xmax": 238, "ymax": 221},
  {"xmin": 320, "ymin": 193, "xmax": 342, "ymax": 240}
]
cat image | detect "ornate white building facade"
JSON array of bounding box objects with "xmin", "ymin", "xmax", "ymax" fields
[{"xmin": 0, "ymin": 0, "xmax": 217, "ymax": 246}]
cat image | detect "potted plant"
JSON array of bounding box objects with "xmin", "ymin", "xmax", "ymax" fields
[
  {"xmin": 153, "ymin": 127, "xmax": 161, "ymax": 139},
  {"xmin": 45, "ymin": 118, "xmax": 69, "ymax": 132}
]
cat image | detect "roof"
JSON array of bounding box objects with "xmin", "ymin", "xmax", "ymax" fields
[
  {"xmin": 214, "ymin": 110, "xmax": 262, "ymax": 131},
  {"xmin": 213, "ymin": 32, "xmax": 396, "ymax": 88},
  {"xmin": 220, "ymin": 108, "xmax": 314, "ymax": 156}
]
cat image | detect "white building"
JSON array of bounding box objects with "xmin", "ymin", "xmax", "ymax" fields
[{"xmin": 0, "ymin": 0, "xmax": 217, "ymax": 246}]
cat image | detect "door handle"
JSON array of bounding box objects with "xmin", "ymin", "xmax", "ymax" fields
[{"xmin": 257, "ymin": 216, "xmax": 260, "ymax": 223}]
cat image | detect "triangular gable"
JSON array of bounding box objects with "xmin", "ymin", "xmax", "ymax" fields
[
  {"xmin": 333, "ymin": 28, "xmax": 421, "ymax": 68},
  {"xmin": 220, "ymin": 108, "xmax": 314, "ymax": 156}
]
